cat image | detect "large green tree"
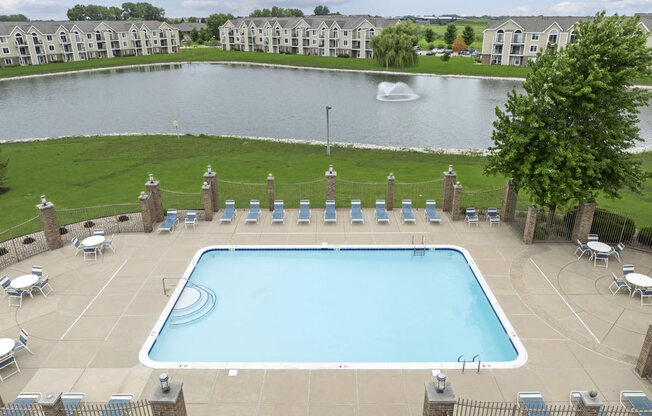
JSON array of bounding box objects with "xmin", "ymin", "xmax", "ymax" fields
[
  {"xmin": 370, "ymin": 21, "xmax": 420, "ymax": 69},
  {"xmin": 0, "ymin": 14, "xmax": 29, "ymax": 21},
  {"xmin": 66, "ymin": 2, "xmax": 163, "ymax": 20},
  {"xmin": 121, "ymin": 2, "xmax": 165, "ymax": 20},
  {"xmin": 250, "ymin": 7, "xmax": 303, "ymax": 17},
  {"xmin": 443, "ymin": 23, "xmax": 456, "ymax": 46},
  {"xmin": 462, "ymin": 25, "xmax": 474, "ymax": 46},
  {"xmin": 485, "ymin": 13, "xmax": 651, "ymax": 217},
  {"xmin": 314, "ymin": 5, "xmax": 330, "ymax": 15},
  {"xmin": 206, "ymin": 13, "xmax": 234, "ymax": 39},
  {"xmin": 424, "ymin": 27, "xmax": 434, "ymax": 43}
]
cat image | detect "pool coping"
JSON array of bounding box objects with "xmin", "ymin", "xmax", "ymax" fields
[{"xmin": 138, "ymin": 244, "xmax": 528, "ymax": 370}]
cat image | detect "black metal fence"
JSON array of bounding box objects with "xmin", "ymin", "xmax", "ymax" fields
[
  {"xmin": 0, "ymin": 400, "xmax": 152, "ymax": 416},
  {"xmin": 0, "ymin": 216, "xmax": 49, "ymax": 270},
  {"xmin": 455, "ymin": 399, "xmax": 641, "ymax": 416},
  {"xmin": 532, "ymin": 207, "xmax": 578, "ymax": 243}
]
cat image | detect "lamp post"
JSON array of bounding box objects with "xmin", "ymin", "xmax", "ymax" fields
[
  {"xmin": 436, "ymin": 373, "xmax": 446, "ymax": 393},
  {"xmin": 325, "ymin": 105, "xmax": 332, "ymax": 156},
  {"xmin": 173, "ymin": 120, "xmax": 179, "ymax": 140},
  {"xmin": 159, "ymin": 373, "xmax": 170, "ymax": 393}
]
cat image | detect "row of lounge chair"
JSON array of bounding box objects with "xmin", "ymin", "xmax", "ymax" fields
[
  {"xmin": 1, "ymin": 392, "xmax": 133, "ymax": 416},
  {"xmin": 465, "ymin": 208, "xmax": 500, "ymax": 226},
  {"xmin": 518, "ymin": 391, "xmax": 652, "ymax": 416}
]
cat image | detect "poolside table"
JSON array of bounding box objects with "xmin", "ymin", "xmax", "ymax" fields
[
  {"xmin": 587, "ymin": 241, "xmax": 611, "ymax": 253},
  {"xmin": 627, "ymin": 273, "xmax": 652, "ymax": 296},
  {"xmin": 11, "ymin": 274, "xmax": 39, "ymax": 297},
  {"xmin": 82, "ymin": 235, "xmax": 105, "ymax": 249},
  {"xmin": 0, "ymin": 338, "xmax": 14, "ymax": 357}
]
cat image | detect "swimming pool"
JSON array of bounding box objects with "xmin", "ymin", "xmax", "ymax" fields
[{"xmin": 140, "ymin": 245, "xmax": 526, "ymax": 369}]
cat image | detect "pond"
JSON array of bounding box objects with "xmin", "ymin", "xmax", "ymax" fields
[{"xmin": 0, "ymin": 62, "xmax": 650, "ymax": 149}]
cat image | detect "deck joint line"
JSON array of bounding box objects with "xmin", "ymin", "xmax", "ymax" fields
[
  {"xmin": 59, "ymin": 259, "xmax": 128, "ymax": 340},
  {"xmin": 529, "ymin": 258, "xmax": 600, "ymax": 344}
]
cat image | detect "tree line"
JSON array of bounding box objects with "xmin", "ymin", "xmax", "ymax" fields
[
  {"xmin": 0, "ymin": 14, "xmax": 29, "ymax": 21},
  {"xmin": 66, "ymin": 2, "xmax": 165, "ymax": 21}
]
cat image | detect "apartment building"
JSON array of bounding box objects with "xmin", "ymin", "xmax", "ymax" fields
[
  {"xmin": 0, "ymin": 20, "xmax": 180, "ymax": 67},
  {"xmin": 481, "ymin": 14, "xmax": 652, "ymax": 66},
  {"xmin": 219, "ymin": 15, "xmax": 400, "ymax": 59}
]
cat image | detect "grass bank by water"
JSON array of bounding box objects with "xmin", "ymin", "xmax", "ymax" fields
[{"xmin": 0, "ymin": 135, "xmax": 650, "ymax": 230}]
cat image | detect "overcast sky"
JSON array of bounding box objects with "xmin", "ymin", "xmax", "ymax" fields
[{"xmin": 1, "ymin": 0, "xmax": 651, "ymax": 21}]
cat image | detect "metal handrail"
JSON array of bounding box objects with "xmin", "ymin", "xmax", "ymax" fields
[
  {"xmin": 458, "ymin": 354, "xmax": 466, "ymax": 373},
  {"xmin": 162, "ymin": 276, "xmax": 211, "ymax": 296},
  {"xmin": 472, "ymin": 354, "xmax": 481, "ymax": 373}
]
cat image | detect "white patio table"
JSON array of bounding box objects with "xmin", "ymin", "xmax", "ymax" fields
[{"xmin": 626, "ymin": 273, "xmax": 652, "ymax": 297}]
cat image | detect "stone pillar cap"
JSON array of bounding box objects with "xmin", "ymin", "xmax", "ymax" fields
[
  {"xmin": 453, "ymin": 182, "xmax": 463, "ymax": 189},
  {"xmin": 145, "ymin": 180, "xmax": 160, "ymax": 187},
  {"xmin": 37, "ymin": 201, "xmax": 54, "ymax": 210},
  {"xmin": 203, "ymin": 171, "xmax": 216, "ymax": 178},
  {"xmin": 388, "ymin": 173, "xmax": 395, "ymax": 180},
  {"xmin": 325, "ymin": 170, "xmax": 337, "ymax": 176},
  {"xmin": 202, "ymin": 182, "xmax": 211, "ymax": 190},
  {"xmin": 138, "ymin": 191, "xmax": 149, "ymax": 200},
  {"xmin": 39, "ymin": 392, "xmax": 62, "ymax": 406},
  {"xmin": 579, "ymin": 391, "xmax": 602, "ymax": 407},
  {"xmin": 424, "ymin": 381, "xmax": 456, "ymax": 403},
  {"xmin": 149, "ymin": 381, "xmax": 183, "ymax": 404},
  {"xmin": 267, "ymin": 174, "xmax": 274, "ymax": 181}
]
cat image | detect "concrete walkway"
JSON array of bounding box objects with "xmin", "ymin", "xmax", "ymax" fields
[{"xmin": 0, "ymin": 208, "xmax": 651, "ymax": 415}]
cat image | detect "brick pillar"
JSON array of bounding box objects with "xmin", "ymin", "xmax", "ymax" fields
[
  {"xmin": 39, "ymin": 392, "xmax": 66, "ymax": 416},
  {"xmin": 0, "ymin": 393, "xmax": 4, "ymax": 407},
  {"xmin": 575, "ymin": 391, "xmax": 602, "ymax": 416},
  {"xmin": 37, "ymin": 197, "xmax": 63, "ymax": 250},
  {"xmin": 451, "ymin": 182, "xmax": 462, "ymax": 221},
  {"xmin": 635, "ymin": 323, "xmax": 652, "ymax": 377},
  {"xmin": 326, "ymin": 165, "xmax": 337, "ymax": 202},
  {"xmin": 523, "ymin": 205, "xmax": 539, "ymax": 245},
  {"xmin": 267, "ymin": 174, "xmax": 274, "ymax": 211},
  {"xmin": 139, "ymin": 191, "xmax": 154, "ymax": 233},
  {"xmin": 501, "ymin": 180, "xmax": 517, "ymax": 223},
  {"xmin": 442, "ymin": 165, "xmax": 456, "ymax": 212},
  {"xmin": 423, "ymin": 380, "xmax": 456, "ymax": 416},
  {"xmin": 149, "ymin": 382, "xmax": 188, "ymax": 416},
  {"xmin": 203, "ymin": 166, "xmax": 218, "ymax": 211},
  {"xmin": 387, "ymin": 173, "xmax": 395, "ymax": 211},
  {"xmin": 202, "ymin": 182, "xmax": 214, "ymax": 221},
  {"xmin": 145, "ymin": 176, "xmax": 164, "ymax": 222},
  {"xmin": 571, "ymin": 202, "xmax": 596, "ymax": 243}
]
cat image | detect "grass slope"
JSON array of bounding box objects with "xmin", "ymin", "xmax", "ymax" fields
[
  {"xmin": 419, "ymin": 18, "xmax": 487, "ymax": 50},
  {"xmin": 0, "ymin": 135, "xmax": 650, "ymax": 231}
]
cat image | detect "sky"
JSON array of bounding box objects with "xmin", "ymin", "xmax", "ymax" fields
[{"xmin": 1, "ymin": 0, "xmax": 651, "ymax": 21}]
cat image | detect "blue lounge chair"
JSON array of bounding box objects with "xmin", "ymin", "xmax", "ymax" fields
[
  {"xmin": 425, "ymin": 200, "xmax": 441, "ymax": 223},
  {"xmin": 157, "ymin": 209, "xmax": 178, "ymax": 233},
  {"xmin": 518, "ymin": 392, "xmax": 552, "ymax": 416},
  {"xmin": 621, "ymin": 391, "xmax": 652, "ymax": 416},
  {"xmin": 487, "ymin": 208, "xmax": 501, "ymax": 226},
  {"xmin": 465, "ymin": 208, "xmax": 479, "ymax": 226},
  {"xmin": 401, "ymin": 200, "xmax": 416, "ymax": 224},
  {"xmin": 609, "ymin": 273, "xmax": 632, "ymax": 296},
  {"xmin": 13, "ymin": 329, "xmax": 33, "ymax": 355},
  {"xmin": 62, "ymin": 393, "xmax": 86, "ymax": 416},
  {"xmin": 350, "ymin": 200, "xmax": 363, "ymax": 224},
  {"xmin": 298, "ymin": 200, "xmax": 311, "ymax": 224},
  {"xmin": 101, "ymin": 394, "xmax": 134, "ymax": 416},
  {"xmin": 324, "ymin": 200, "xmax": 337, "ymax": 223},
  {"xmin": 271, "ymin": 200, "xmax": 285, "ymax": 224},
  {"xmin": 184, "ymin": 211, "xmax": 197, "ymax": 229},
  {"xmin": 0, "ymin": 352, "xmax": 20, "ymax": 382},
  {"xmin": 574, "ymin": 240, "xmax": 591, "ymax": 259},
  {"xmin": 2, "ymin": 392, "xmax": 40, "ymax": 415},
  {"xmin": 245, "ymin": 200, "xmax": 260, "ymax": 224},
  {"xmin": 220, "ymin": 200, "xmax": 236, "ymax": 223},
  {"xmin": 375, "ymin": 200, "xmax": 389, "ymax": 224}
]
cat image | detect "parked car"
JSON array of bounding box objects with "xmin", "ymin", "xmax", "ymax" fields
[
  {"xmin": 471, "ymin": 51, "xmax": 481, "ymax": 58},
  {"xmin": 426, "ymin": 49, "xmax": 437, "ymax": 56},
  {"xmin": 444, "ymin": 49, "xmax": 453, "ymax": 54}
]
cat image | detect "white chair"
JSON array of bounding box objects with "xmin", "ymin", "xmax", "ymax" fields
[
  {"xmin": 83, "ymin": 247, "xmax": 98, "ymax": 262},
  {"xmin": 594, "ymin": 253, "xmax": 608, "ymax": 268},
  {"xmin": 465, "ymin": 208, "xmax": 479, "ymax": 226},
  {"xmin": 0, "ymin": 352, "xmax": 20, "ymax": 382},
  {"xmin": 574, "ymin": 240, "xmax": 591, "ymax": 259},
  {"xmin": 102, "ymin": 234, "xmax": 115, "ymax": 253},
  {"xmin": 609, "ymin": 273, "xmax": 632, "ymax": 296},
  {"xmin": 623, "ymin": 264, "xmax": 635, "ymax": 276},
  {"xmin": 71, "ymin": 237, "xmax": 85, "ymax": 256},
  {"xmin": 32, "ymin": 275, "xmax": 53, "ymax": 297},
  {"xmin": 93, "ymin": 229, "xmax": 105, "ymax": 236},
  {"xmin": 608, "ymin": 243, "xmax": 625, "ymax": 263},
  {"xmin": 487, "ymin": 208, "xmax": 501, "ymax": 226},
  {"xmin": 185, "ymin": 211, "xmax": 197, "ymax": 229},
  {"xmin": 13, "ymin": 329, "xmax": 33, "ymax": 355},
  {"xmin": 588, "ymin": 234, "xmax": 599, "ymax": 242}
]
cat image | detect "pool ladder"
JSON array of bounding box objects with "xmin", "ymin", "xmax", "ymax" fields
[
  {"xmin": 412, "ymin": 235, "xmax": 426, "ymax": 256},
  {"xmin": 457, "ymin": 354, "xmax": 482, "ymax": 373}
]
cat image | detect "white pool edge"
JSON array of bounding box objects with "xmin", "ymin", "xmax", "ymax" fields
[{"xmin": 138, "ymin": 244, "xmax": 528, "ymax": 370}]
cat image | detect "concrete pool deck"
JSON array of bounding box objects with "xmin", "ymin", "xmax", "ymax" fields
[{"xmin": 0, "ymin": 208, "xmax": 651, "ymax": 415}]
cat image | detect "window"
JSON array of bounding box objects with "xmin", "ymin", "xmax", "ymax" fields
[
  {"xmin": 531, "ymin": 33, "xmax": 539, "ymax": 41},
  {"xmin": 343, "ymin": 30, "xmax": 348, "ymax": 36},
  {"xmin": 284, "ymin": 29, "xmax": 288, "ymax": 34},
  {"xmin": 50, "ymin": 55, "xmax": 57, "ymax": 61},
  {"xmin": 154, "ymin": 39, "xmax": 158, "ymax": 44},
  {"xmin": 513, "ymin": 30, "xmax": 523, "ymax": 43},
  {"xmin": 123, "ymin": 41, "xmax": 127, "ymax": 46},
  {"xmin": 312, "ymin": 39, "xmax": 316, "ymax": 44},
  {"xmin": 312, "ymin": 30, "xmax": 316, "ymax": 36},
  {"xmin": 88, "ymin": 43, "xmax": 93, "ymax": 48},
  {"xmin": 236, "ymin": 37, "xmax": 239, "ymax": 42},
  {"xmin": 258, "ymin": 29, "xmax": 262, "ymax": 33},
  {"xmin": 90, "ymin": 52, "xmax": 95, "ymax": 57},
  {"xmin": 48, "ymin": 45, "xmax": 55, "ymax": 51},
  {"xmin": 235, "ymin": 29, "xmax": 239, "ymax": 34},
  {"xmin": 569, "ymin": 31, "xmax": 576, "ymax": 44},
  {"xmin": 343, "ymin": 40, "xmax": 348, "ymax": 46},
  {"xmin": 153, "ymin": 32, "xmax": 157, "ymax": 36},
  {"xmin": 284, "ymin": 38, "xmax": 288, "ymax": 44},
  {"xmin": 495, "ymin": 29, "xmax": 504, "ymax": 43},
  {"xmin": 528, "ymin": 56, "xmax": 536, "ymax": 62},
  {"xmin": 259, "ymin": 37, "xmax": 262, "ymax": 42},
  {"xmin": 0, "ymin": 37, "xmax": 5, "ymax": 43},
  {"xmin": 122, "ymin": 33, "xmax": 126, "ymax": 38},
  {"xmin": 548, "ymin": 29, "xmax": 558, "ymax": 44},
  {"xmin": 46, "ymin": 35, "xmax": 52, "ymax": 41},
  {"xmin": 369, "ymin": 28, "xmax": 375, "ymax": 37},
  {"xmin": 529, "ymin": 45, "xmax": 537, "ymax": 53},
  {"xmin": 87, "ymin": 33, "xmax": 92, "ymax": 39},
  {"xmin": 2, "ymin": 47, "xmax": 8, "ymax": 54},
  {"xmin": 4, "ymin": 58, "xmax": 11, "ymax": 65}
]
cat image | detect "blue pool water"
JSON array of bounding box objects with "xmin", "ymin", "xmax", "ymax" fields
[{"xmin": 146, "ymin": 248, "xmax": 520, "ymax": 367}]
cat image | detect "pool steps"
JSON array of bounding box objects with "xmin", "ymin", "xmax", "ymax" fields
[{"xmin": 169, "ymin": 283, "xmax": 217, "ymax": 325}]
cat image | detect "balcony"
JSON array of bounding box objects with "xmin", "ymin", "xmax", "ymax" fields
[
  {"xmin": 512, "ymin": 35, "xmax": 524, "ymax": 44},
  {"xmin": 18, "ymin": 47, "xmax": 30, "ymax": 56},
  {"xmin": 510, "ymin": 46, "xmax": 524, "ymax": 55},
  {"xmin": 15, "ymin": 39, "xmax": 27, "ymax": 47},
  {"xmin": 32, "ymin": 38, "xmax": 44, "ymax": 45},
  {"xmin": 492, "ymin": 46, "xmax": 503, "ymax": 54},
  {"xmin": 493, "ymin": 35, "xmax": 504, "ymax": 44}
]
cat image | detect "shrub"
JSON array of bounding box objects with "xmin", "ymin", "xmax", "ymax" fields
[
  {"xmin": 637, "ymin": 227, "xmax": 652, "ymax": 248},
  {"xmin": 441, "ymin": 52, "xmax": 451, "ymax": 62},
  {"xmin": 474, "ymin": 58, "xmax": 481, "ymax": 63},
  {"xmin": 0, "ymin": 247, "xmax": 8, "ymax": 256},
  {"xmin": 533, "ymin": 225, "xmax": 548, "ymax": 240},
  {"xmin": 59, "ymin": 227, "xmax": 68, "ymax": 235},
  {"xmin": 83, "ymin": 220, "xmax": 95, "ymax": 228},
  {"xmin": 118, "ymin": 215, "xmax": 130, "ymax": 222},
  {"xmin": 590, "ymin": 209, "xmax": 636, "ymax": 243},
  {"xmin": 22, "ymin": 237, "xmax": 35, "ymax": 245},
  {"xmin": 437, "ymin": 43, "xmax": 446, "ymax": 49},
  {"xmin": 337, "ymin": 53, "xmax": 349, "ymax": 58}
]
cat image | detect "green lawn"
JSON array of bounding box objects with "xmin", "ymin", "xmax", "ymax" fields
[
  {"xmin": 0, "ymin": 135, "xmax": 650, "ymax": 232},
  {"xmin": 419, "ymin": 18, "xmax": 487, "ymax": 50}
]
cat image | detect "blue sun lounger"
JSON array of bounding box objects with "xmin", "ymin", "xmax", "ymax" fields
[
  {"xmin": 157, "ymin": 209, "xmax": 177, "ymax": 233},
  {"xmin": 220, "ymin": 200, "xmax": 235, "ymax": 223},
  {"xmin": 62, "ymin": 393, "xmax": 86, "ymax": 416},
  {"xmin": 487, "ymin": 207, "xmax": 501, "ymax": 226},
  {"xmin": 401, "ymin": 200, "xmax": 416, "ymax": 224},
  {"xmin": 298, "ymin": 200, "xmax": 311, "ymax": 224},
  {"xmin": 375, "ymin": 200, "xmax": 389, "ymax": 224},
  {"xmin": 465, "ymin": 207, "xmax": 479, "ymax": 226},
  {"xmin": 518, "ymin": 392, "xmax": 553, "ymax": 416},
  {"xmin": 272, "ymin": 200, "xmax": 285, "ymax": 224},
  {"xmin": 245, "ymin": 200, "xmax": 260, "ymax": 224},
  {"xmin": 351, "ymin": 200, "xmax": 364, "ymax": 224},
  {"xmin": 324, "ymin": 200, "xmax": 337, "ymax": 223},
  {"xmin": 100, "ymin": 394, "xmax": 133, "ymax": 416},
  {"xmin": 425, "ymin": 200, "xmax": 442, "ymax": 223},
  {"xmin": 184, "ymin": 211, "xmax": 197, "ymax": 229},
  {"xmin": 2, "ymin": 392, "xmax": 41, "ymax": 416},
  {"xmin": 621, "ymin": 391, "xmax": 652, "ymax": 416}
]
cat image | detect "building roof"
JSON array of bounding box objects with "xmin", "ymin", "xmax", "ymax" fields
[
  {"xmin": 485, "ymin": 16, "xmax": 593, "ymax": 32},
  {"xmin": 223, "ymin": 15, "xmax": 399, "ymax": 30},
  {"xmin": 175, "ymin": 22, "xmax": 206, "ymax": 32},
  {"xmin": 0, "ymin": 20, "xmax": 172, "ymax": 36}
]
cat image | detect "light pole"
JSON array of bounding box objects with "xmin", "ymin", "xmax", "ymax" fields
[
  {"xmin": 173, "ymin": 120, "xmax": 179, "ymax": 140},
  {"xmin": 325, "ymin": 105, "xmax": 332, "ymax": 156}
]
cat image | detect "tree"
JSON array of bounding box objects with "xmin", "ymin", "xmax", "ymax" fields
[
  {"xmin": 462, "ymin": 25, "xmax": 474, "ymax": 46},
  {"xmin": 451, "ymin": 37, "xmax": 466, "ymax": 53},
  {"xmin": 199, "ymin": 27, "xmax": 211, "ymax": 42},
  {"xmin": 190, "ymin": 27, "xmax": 199, "ymax": 42},
  {"xmin": 443, "ymin": 23, "xmax": 456, "ymax": 47},
  {"xmin": 424, "ymin": 27, "xmax": 434, "ymax": 43},
  {"xmin": 314, "ymin": 5, "xmax": 330, "ymax": 15},
  {"xmin": 121, "ymin": 2, "xmax": 165, "ymax": 20},
  {"xmin": 370, "ymin": 21, "xmax": 420, "ymax": 69},
  {"xmin": 0, "ymin": 14, "xmax": 29, "ymax": 21},
  {"xmin": 441, "ymin": 52, "xmax": 450, "ymax": 61},
  {"xmin": 485, "ymin": 13, "xmax": 651, "ymax": 219},
  {"xmin": 206, "ymin": 13, "xmax": 233, "ymax": 40},
  {"xmin": 188, "ymin": 16, "xmax": 197, "ymax": 23}
]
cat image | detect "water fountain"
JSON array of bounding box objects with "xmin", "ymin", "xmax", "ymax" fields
[{"xmin": 376, "ymin": 82, "xmax": 420, "ymax": 102}]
